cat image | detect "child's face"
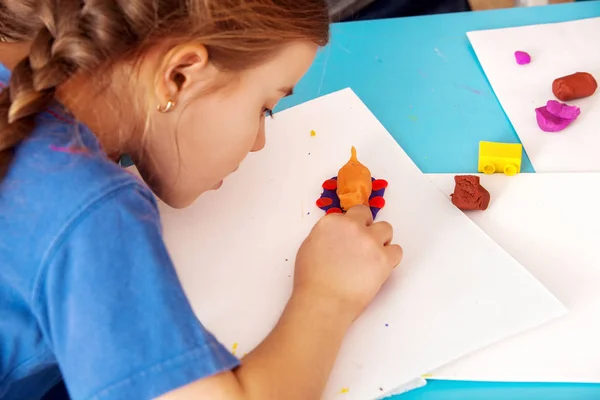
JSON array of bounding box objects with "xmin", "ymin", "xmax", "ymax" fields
[{"xmin": 137, "ymin": 41, "xmax": 318, "ymax": 208}]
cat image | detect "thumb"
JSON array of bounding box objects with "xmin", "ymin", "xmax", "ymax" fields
[
  {"xmin": 385, "ymin": 244, "xmax": 403, "ymax": 269},
  {"xmin": 345, "ymin": 205, "xmax": 374, "ymax": 226}
]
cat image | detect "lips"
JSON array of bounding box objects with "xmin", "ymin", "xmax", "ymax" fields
[
  {"xmin": 212, "ymin": 166, "xmax": 239, "ymax": 190},
  {"xmin": 212, "ymin": 180, "xmax": 223, "ymax": 190}
]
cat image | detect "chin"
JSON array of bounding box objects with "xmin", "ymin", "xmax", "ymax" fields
[
  {"xmin": 161, "ymin": 196, "xmax": 195, "ymax": 210},
  {"xmin": 158, "ymin": 188, "xmax": 207, "ymax": 209},
  {"xmin": 152, "ymin": 179, "xmax": 223, "ymax": 209}
]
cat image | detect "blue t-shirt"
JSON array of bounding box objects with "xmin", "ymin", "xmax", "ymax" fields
[{"xmin": 0, "ymin": 64, "xmax": 239, "ymax": 400}]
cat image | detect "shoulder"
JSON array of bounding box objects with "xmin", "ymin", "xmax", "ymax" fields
[
  {"xmin": 8, "ymin": 121, "xmax": 155, "ymax": 219},
  {"xmin": 0, "ymin": 111, "xmax": 158, "ymax": 290}
]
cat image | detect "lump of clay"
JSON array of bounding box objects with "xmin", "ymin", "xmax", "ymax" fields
[
  {"xmin": 451, "ymin": 175, "xmax": 490, "ymax": 211},
  {"xmin": 316, "ymin": 177, "xmax": 388, "ymax": 219},
  {"xmin": 552, "ymin": 72, "xmax": 597, "ymax": 101},
  {"xmin": 336, "ymin": 146, "xmax": 372, "ymax": 211},
  {"xmin": 545, "ymin": 100, "xmax": 581, "ymax": 120},
  {"xmin": 535, "ymin": 100, "xmax": 580, "ymax": 132},
  {"xmin": 514, "ymin": 51, "xmax": 531, "ymax": 65}
]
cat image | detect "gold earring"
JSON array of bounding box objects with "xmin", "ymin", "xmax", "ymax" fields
[{"xmin": 157, "ymin": 100, "xmax": 176, "ymax": 113}]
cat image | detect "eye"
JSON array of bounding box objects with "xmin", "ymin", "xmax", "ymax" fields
[{"xmin": 262, "ymin": 107, "xmax": 274, "ymax": 118}]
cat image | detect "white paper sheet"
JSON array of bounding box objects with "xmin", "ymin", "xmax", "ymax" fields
[
  {"xmin": 428, "ymin": 173, "xmax": 600, "ymax": 382},
  {"xmin": 379, "ymin": 378, "xmax": 427, "ymax": 399},
  {"xmin": 155, "ymin": 89, "xmax": 565, "ymax": 399},
  {"xmin": 468, "ymin": 17, "xmax": 600, "ymax": 172}
]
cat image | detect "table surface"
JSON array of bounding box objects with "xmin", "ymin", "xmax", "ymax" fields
[{"xmin": 278, "ymin": 1, "xmax": 600, "ymax": 399}]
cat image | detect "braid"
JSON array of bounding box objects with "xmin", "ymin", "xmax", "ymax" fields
[
  {"xmin": 0, "ymin": 0, "xmax": 97, "ymax": 181},
  {"xmin": 0, "ymin": 55, "xmax": 53, "ymax": 180},
  {"xmin": 0, "ymin": 1, "xmax": 41, "ymax": 42},
  {"xmin": 0, "ymin": 0, "xmax": 157, "ymax": 181},
  {"xmin": 0, "ymin": 0, "xmax": 330, "ymax": 183}
]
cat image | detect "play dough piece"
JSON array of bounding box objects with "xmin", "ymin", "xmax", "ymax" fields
[
  {"xmin": 336, "ymin": 147, "xmax": 373, "ymax": 212},
  {"xmin": 535, "ymin": 100, "xmax": 580, "ymax": 132},
  {"xmin": 545, "ymin": 100, "xmax": 581, "ymax": 120},
  {"xmin": 317, "ymin": 177, "xmax": 387, "ymax": 219},
  {"xmin": 552, "ymin": 72, "xmax": 597, "ymax": 101},
  {"xmin": 514, "ymin": 51, "xmax": 531, "ymax": 65},
  {"xmin": 451, "ymin": 175, "xmax": 490, "ymax": 211}
]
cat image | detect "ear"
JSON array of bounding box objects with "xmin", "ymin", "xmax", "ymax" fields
[{"xmin": 155, "ymin": 43, "xmax": 210, "ymax": 105}]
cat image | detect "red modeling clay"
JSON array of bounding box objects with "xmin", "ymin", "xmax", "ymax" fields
[
  {"xmin": 316, "ymin": 197, "xmax": 332, "ymax": 208},
  {"xmin": 451, "ymin": 175, "xmax": 490, "ymax": 211},
  {"xmin": 552, "ymin": 72, "xmax": 597, "ymax": 101},
  {"xmin": 322, "ymin": 179, "xmax": 337, "ymax": 191},
  {"xmin": 372, "ymin": 179, "xmax": 388, "ymax": 192},
  {"xmin": 369, "ymin": 196, "xmax": 385, "ymax": 209}
]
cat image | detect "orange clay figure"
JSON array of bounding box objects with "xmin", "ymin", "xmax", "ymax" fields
[{"xmin": 336, "ymin": 147, "xmax": 373, "ymax": 211}]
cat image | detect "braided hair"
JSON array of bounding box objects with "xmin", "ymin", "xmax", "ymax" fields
[{"xmin": 0, "ymin": 0, "xmax": 330, "ymax": 180}]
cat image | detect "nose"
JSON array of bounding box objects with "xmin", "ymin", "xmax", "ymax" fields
[{"xmin": 251, "ymin": 118, "xmax": 266, "ymax": 152}]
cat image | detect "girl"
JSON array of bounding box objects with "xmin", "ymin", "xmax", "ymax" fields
[{"xmin": 0, "ymin": 1, "xmax": 403, "ymax": 399}]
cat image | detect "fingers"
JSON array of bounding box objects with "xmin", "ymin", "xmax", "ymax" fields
[
  {"xmin": 371, "ymin": 222, "xmax": 403, "ymax": 268},
  {"xmin": 345, "ymin": 205, "xmax": 374, "ymax": 226},
  {"xmin": 385, "ymin": 244, "xmax": 404, "ymax": 268},
  {"xmin": 370, "ymin": 221, "xmax": 393, "ymax": 245}
]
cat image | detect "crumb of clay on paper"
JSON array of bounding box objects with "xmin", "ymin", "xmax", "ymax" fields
[
  {"xmin": 514, "ymin": 51, "xmax": 531, "ymax": 65},
  {"xmin": 336, "ymin": 147, "xmax": 372, "ymax": 211},
  {"xmin": 310, "ymin": 129, "xmax": 316, "ymax": 137},
  {"xmin": 535, "ymin": 100, "xmax": 580, "ymax": 132},
  {"xmin": 552, "ymin": 72, "xmax": 597, "ymax": 101},
  {"xmin": 451, "ymin": 175, "xmax": 490, "ymax": 211}
]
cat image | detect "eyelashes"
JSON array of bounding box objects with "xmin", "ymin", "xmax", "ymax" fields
[{"xmin": 263, "ymin": 107, "xmax": 274, "ymax": 118}]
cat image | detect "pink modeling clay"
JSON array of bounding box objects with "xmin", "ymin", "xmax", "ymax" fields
[
  {"xmin": 545, "ymin": 100, "xmax": 581, "ymax": 120},
  {"xmin": 535, "ymin": 100, "xmax": 580, "ymax": 133},
  {"xmin": 514, "ymin": 51, "xmax": 531, "ymax": 65}
]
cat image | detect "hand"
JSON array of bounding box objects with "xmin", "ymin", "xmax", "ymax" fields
[{"xmin": 294, "ymin": 205, "xmax": 403, "ymax": 322}]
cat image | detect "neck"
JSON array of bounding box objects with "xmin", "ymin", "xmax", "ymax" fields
[
  {"xmin": 0, "ymin": 42, "xmax": 31, "ymax": 70},
  {"xmin": 1, "ymin": 42, "xmax": 142, "ymax": 161},
  {"xmin": 56, "ymin": 70, "xmax": 141, "ymax": 160}
]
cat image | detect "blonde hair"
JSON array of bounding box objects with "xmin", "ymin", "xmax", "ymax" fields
[{"xmin": 0, "ymin": 0, "xmax": 330, "ymax": 179}]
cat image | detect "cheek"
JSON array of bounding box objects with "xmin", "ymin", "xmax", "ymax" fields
[{"xmin": 177, "ymin": 97, "xmax": 260, "ymax": 178}]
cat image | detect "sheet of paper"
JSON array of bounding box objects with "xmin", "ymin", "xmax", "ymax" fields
[
  {"xmin": 155, "ymin": 89, "xmax": 565, "ymax": 399},
  {"xmin": 379, "ymin": 378, "xmax": 427, "ymax": 399},
  {"xmin": 467, "ymin": 17, "xmax": 600, "ymax": 172},
  {"xmin": 428, "ymin": 173, "xmax": 600, "ymax": 382}
]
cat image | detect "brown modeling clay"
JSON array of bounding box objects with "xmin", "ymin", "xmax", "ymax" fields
[
  {"xmin": 451, "ymin": 175, "xmax": 490, "ymax": 211},
  {"xmin": 552, "ymin": 72, "xmax": 597, "ymax": 101},
  {"xmin": 336, "ymin": 147, "xmax": 373, "ymax": 211}
]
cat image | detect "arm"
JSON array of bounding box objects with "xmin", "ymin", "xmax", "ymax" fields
[
  {"xmin": 160, "ymin": 206, "xmax": 402, "ymax": 400},
  {"xmin": 159, "ymin": 292, "xmax": 353, "ymax": 400},
  {"xmin": 38, "ymin": 180, "xmax": 398, "ymax": 400}
]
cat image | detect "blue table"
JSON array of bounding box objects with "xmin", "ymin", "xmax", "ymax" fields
[{"xmin": 279, "ymin": 1, "xmax": 600, "ymax": 399}]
